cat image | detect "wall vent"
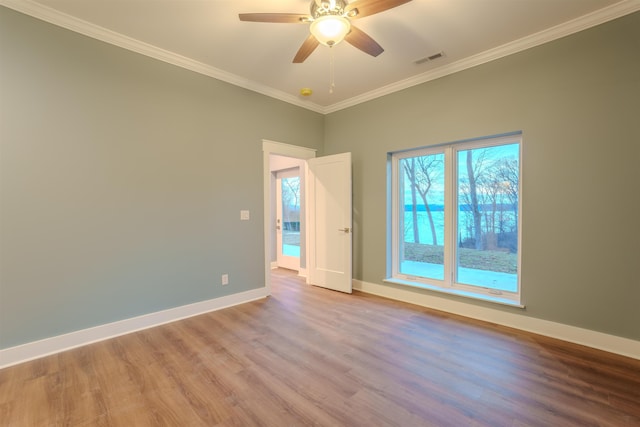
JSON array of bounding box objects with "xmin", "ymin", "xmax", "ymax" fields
[{"xmin": 414, "ymin": 51, "xmax": 445, "ymax": 65}]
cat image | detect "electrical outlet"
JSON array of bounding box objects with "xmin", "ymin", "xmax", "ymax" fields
[{"xmin": 221, "ymin": 274, "xmax": 229, "ymax": 285}]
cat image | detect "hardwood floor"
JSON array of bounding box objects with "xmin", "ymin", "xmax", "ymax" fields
[{"xmin": 1, "ymin": 268, "xmax": 639, "ymax": 426}]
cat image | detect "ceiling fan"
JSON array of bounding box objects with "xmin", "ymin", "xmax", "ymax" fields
[{"xmin": 239, "ymin": 0, "xmax": 413, "ymax": 63}]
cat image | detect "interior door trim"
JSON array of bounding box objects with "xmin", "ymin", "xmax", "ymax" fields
[{"xmin": 262, "ymin": 140, "xmax": 316, "ymax": 294}]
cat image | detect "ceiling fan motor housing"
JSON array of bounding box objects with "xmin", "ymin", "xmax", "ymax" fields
[{"xmin": 310, "ymin": 0, "xmax": 349, "ymax": 18}]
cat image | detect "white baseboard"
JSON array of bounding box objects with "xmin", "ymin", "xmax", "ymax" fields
[
  {"xmin": 4, "ymin": 280, "xmax": 636, "ymax": 369},
  {"xmin": 0, "ymin": 287, "xmax": 269, "ymax": 369},
  {"xmin": 353, "ymin": 279, "xmax": 640, "ymax": 360},
  {"xmin": 270, "ymin": 261, "xmax": 278, "ymax": 269}
]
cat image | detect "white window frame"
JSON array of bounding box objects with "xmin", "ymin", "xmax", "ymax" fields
[{"xmin": 387, "ymin": 133, "xmax": 523, "ymax": 307}]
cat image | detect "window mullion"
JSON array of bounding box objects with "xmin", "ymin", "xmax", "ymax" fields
[
  {"xmin": 390, "ymin": 154, "xmax": 400, "ymax": 278},
  {"xmin": 443, "ymin": 146, "xmax": 454, "ymax": 288}
]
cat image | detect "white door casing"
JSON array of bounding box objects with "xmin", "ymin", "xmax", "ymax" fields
[
  {"xmin": 307, "ymin": 152, "xmax": 352, "ymax": 293},
  {"xmin": 263, "ymin": 141, "xmax": 316, "ymax": 293}
]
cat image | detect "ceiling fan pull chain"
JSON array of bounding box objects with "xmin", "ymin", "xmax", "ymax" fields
[{"xmin": 329, "ymin": 46, "xmax": 336, "ymax": 94}]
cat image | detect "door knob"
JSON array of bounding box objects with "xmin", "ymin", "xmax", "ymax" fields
[{"xmin": 338, "ymin": 227, "xmax": 351, "ymax": 233}]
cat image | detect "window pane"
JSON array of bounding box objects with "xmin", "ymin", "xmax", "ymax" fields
[
  {"xmin": 281, "ymin": 176, "xmax": 300, "ymax": 258},
  {"xmin": 456, "ymin": 144, "xmax": 519, "ymax": 292},
  {"xmin": 399, "ymin": 153, "xmax": 445, "ymax": 280}
]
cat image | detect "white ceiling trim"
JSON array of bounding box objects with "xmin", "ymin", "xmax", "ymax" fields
[
  {"xmin": 2, "ymin": 0, "xmax": 638, "ymax": 115},
  {"xmin": 325, "ymin": 0, "xmax": 640, "ymax": 113},
  {"xmin": 0, "ymin": 0, "xmax": 326, "ymax": 114}
]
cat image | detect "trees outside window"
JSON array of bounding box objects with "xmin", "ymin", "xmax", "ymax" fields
[
  {"xmin": 390, "ymin": 134, "xmax": 522, "ymax": 304},
  {"xmin": 399, "ymin": 152, "xmax": 445, "ymax": 281},
  {"xmin": 281, "ymin": 176, "xmax": 301, "ymax": 256}
]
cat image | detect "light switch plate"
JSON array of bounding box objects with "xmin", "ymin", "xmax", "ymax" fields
[{"xmin": 240, "ymin": 210, "xmax": 250, "ymax": 220}]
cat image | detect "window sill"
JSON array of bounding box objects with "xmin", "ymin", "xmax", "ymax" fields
[{"xmin": 383, "ymin": 277, "xmax": 525, "ymax": 309}]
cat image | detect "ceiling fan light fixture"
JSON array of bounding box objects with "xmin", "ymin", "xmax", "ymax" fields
[{"xmin": 310, "ymin": 15, "xmax": 351, "ymax": 47}]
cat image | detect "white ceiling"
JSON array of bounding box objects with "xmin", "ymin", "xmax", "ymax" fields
[{"xmin": 3, "ymin": 0, "xmax": 639, "ymax": 113}]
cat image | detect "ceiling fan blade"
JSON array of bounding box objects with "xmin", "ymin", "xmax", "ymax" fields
[
  {"xmin": 293, "ymin": 35, "xmax": 320, "ymax": 63},
  {"xmin": 238, "ymin": 13, "xmax": 310, "ymax": 24},
  {"xmin": 345, "ymin": 25, "xmax": 384, "ymax": 57},
  {"xmin": 345, "ymin": 0, "xmax": 412, "ymax": 19}
]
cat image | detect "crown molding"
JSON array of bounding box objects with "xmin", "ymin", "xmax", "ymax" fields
[
  {"xmin": 324, "ymin": 0, "xmax": 640, "ymax": 113},
  {"xmin": 0, "ymin": 0, "xmax": 326, "ymax": 114},
  {"xmin": 2, "ymin": 0, "xmax": 638, "ymax": 115}
]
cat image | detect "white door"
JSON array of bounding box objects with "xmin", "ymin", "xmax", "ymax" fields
[
  {"xmin": 276, "ymin": 169, "xmax": 301, "ymax": 271},
  {"xmin": 307, "ymin": 152, "xmax": 352, "ymax": 293}
]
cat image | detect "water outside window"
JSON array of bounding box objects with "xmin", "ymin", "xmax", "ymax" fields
[
  {"xmin": 281, "ymin": 176, "xmax": 301, "ymax": 258},
  {"xmin": 397, "ymin": 141, "xmax": 520, "ymax": 294},
  {"xmin": 399, "ymin": 153, "xmax": 446, "ymax": 281},
  {"xmin": 456, "ymin": 144, "xmax": 519, "ymax": 292}
]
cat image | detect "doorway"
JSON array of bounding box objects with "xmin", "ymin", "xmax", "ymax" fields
[
  {"xmin": 262, "ymin": 140, "xmax": 317, "ymax": 293},
  {"xmin": 263, "ymin": 140, "xmax": 353, "ymax": 294}
]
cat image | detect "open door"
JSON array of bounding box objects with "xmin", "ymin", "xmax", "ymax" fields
[{"xmin": 307, "ymin": 152, "xmax": 352, "ymax": 293}]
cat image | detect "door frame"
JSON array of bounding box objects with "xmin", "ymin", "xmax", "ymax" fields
[{"xmin": 263, "ymin": 140, "xmax": 316, "ymax": 294}]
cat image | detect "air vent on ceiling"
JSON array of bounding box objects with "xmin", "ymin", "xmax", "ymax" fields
[{"xmin": 414, "ymin": 51, "xmax": 445, "ymax": 65}]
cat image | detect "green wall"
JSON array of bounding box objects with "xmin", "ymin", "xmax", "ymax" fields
[
  {"xmin": 324, "ymin": 12, "xmax": 640, "ymax": 341},
  {"xmin": 2, "ymin": 6, "xmax": 638, "ymax": 350},
  {"xmin": 0, "ymin": 7, "xmax": 324, "ymax": 349}
]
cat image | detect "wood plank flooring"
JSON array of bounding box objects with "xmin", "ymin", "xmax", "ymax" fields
[{"xmin": 1, "ymin": 268, "xmax": 639, "ymax": 426}]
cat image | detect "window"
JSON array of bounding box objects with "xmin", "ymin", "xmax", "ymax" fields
[
  {"xmin": 280, "ymin": 174, "xmax": 301, "ymax": 257},
  {"xmin": 275, "ymin": 168, "xmax": 301, "ymax": 271},
  {"xmin": 388, "ymin": 133, "xmax": 522, "ymax": 305}
]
